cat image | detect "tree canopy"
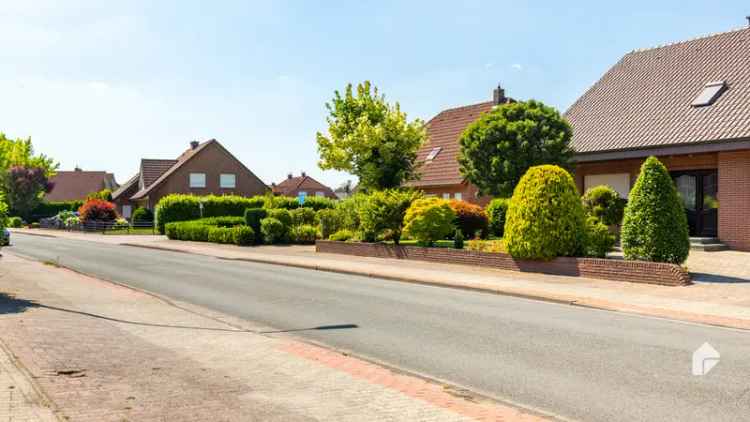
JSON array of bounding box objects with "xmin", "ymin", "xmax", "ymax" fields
[
  {"xmin": 316, "ymin": 81, "xmax": 426, "ymax": 192},
  {"xmin": 458, "ymin": 100, "xmax": 574, "ymax": 197},
  {"xmin": 0, "ymin": 133, "xmax": 58, "ymax": 177}
]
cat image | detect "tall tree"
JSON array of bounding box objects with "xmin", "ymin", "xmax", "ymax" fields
[
  {"xmin": 0, "ymin": 133, "xmax": 58, "ymax": 177},
  {"xmin": 316, "ymin": 81, "xmax": 426, "ymax": 192},
  {"xmin": 3, "ymin": 166, "xmax": 53, "ymax": 221},
  {"xmin": 458, "ymin": 100, "xmax": 574, "ymax": 197}
]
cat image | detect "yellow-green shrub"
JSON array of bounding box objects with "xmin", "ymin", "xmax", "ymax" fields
[{"xmin": 402, "ymin": 198, "xmax": 455, "ymax": 246}]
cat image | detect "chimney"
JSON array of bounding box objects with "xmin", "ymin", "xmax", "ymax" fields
[
  {"xmin": 746, "ymin": 15, "xmax": 750, "ymax": 27},
  {"xmin": 74, "ymin": 166, "xmax": 82, "ymax": 172},
  {"xmin": 301, "ymin": 171, "xmax": 306, "ymax": 177},
  {"xmin": 287, "ymin": 173, "xmax": 293, "ymax": 179},
  {"xmin": 493, "ymin": 84, "xmax": 506, "ymax": 105},
  {"xmin": 190, "ymin": 140, "xmax": 199, "ymax": 150}
]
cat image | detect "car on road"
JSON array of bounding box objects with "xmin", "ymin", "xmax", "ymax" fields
[{"xmin": 1, "ymin": 228, "xmax": 9, "ymax": 246}]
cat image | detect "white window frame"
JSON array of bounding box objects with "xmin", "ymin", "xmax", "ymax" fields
[
  {"xmin": 315, "ymin": 191, "xmax": 325, "ymax": 197},
  {"xmin": 220, "ymin": 173, "xmax": 236, "ymax": 189},
  {"xmin": 454, "ymin": 192, "xmax": 462, "ymax": 201},
  {"xmin": 189, "ymin": 173, "xmax": 206, "ymax": 188},
  {"xmin": 442, "ymin": 193, "xmax": 451, "ymax": 199}
]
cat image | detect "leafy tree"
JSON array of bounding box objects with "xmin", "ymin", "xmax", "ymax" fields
[
  {"xmin": 2, "ymin": 166, "xmax": 53, "ymax": 221},
  {"xmin": 621, "ymin": 156, "xmax": 690, "ymax": 264},
  {"xmin": 359, "ymin": 189, "xmax": 422, "ymax": 243},
  {"xmin": 0, "ymin": 134, "xmax": 57, "ymax": 177},
  {"xmin": 316, "ymin": 81, "xmax": 426, "ymax": 191},
  {"xmin": 458, "ymin": 100, "xmax": 574, "ymax": 197},
  {"xmin": 86, "ymin": 189, "xmax": 113, "ymax": 201}
]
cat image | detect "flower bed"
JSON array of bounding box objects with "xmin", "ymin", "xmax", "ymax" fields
[{"xmin": 315, "ymin": 240, "xmax": 690, "ymax": 286}]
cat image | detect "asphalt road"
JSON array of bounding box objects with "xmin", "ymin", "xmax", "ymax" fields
[{"xmin": 7, "ymin": 233, "xmax": 750, "ymax": 422}]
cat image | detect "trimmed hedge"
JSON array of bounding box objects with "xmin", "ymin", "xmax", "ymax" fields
[
  {"xmin": 486, "ymin": 198, "xmax": 509, "ymax": 237},
  {"xmin": 290, "ymin": 224, "xmax": 318, "ymax": 244},
  {"xmin": 260, "ymin": 217, "xmax": 286, "ymax": 244},
  {"xmin": 8, "ymin": 216, "xmax": 23, "ymax": 228},
  {"xmin": 329, "ymin": 229, "xmax": 355, "ymax": 241},
  {"xmin": 402, "ymin": 198, "xmax": 456, "ymax": 246},
  {"xmin": 207, "ymin": 227, "xmax": 234, "ymax": 244},
  {"xmin": 621, "ymin": 156, "xmax": 690, "ymax": 264},
  {"xmin": 155, "ymin": 194, "xmax": 201, "ymax": 234},
  {"xmin": 584, "ymin": 216, "xmax": 616, "ymax": 258},
  {"xmin": 155, "ymin": 194, "xmax": 268, "ymax": 234},
  {"xmin": 244, "ymin": 208, "xmax": 268, "ymax": 243},
  {"xmin": 265, "ymin": 196, "xmax": 300, "ymax": 210},
  {"xmin": 448, "ymin": 200, "xmax": 488, "ymax": 239},
  {"xmin": 29, "ymin": 200, "xmax": 84, "ymax": 222},
  {"xmin": 165, "ymin": 217, "xmax": 250, "ymax": 245},
  {"xmin": 131, "ymin": 207, "xmax": 153, "ymax": 222},
  {"xmin": 267, "ymin": 209, "xmax": 292, "ymax": 228},
  {"xmin": 290, "ymin": 207, "xmax": 317, "ymax": 226},
  {"xmin": 504, "ymin": 165, "xmax": 586, "ymax": 260},
  {"xmin": 299, "ymin": 196, "xmax": 335, "ymax": 211}
]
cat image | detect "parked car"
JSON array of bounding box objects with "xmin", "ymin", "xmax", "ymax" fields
[{"xmin": 1, "ymin": 228, "xmax": 9, "ymax": 246}]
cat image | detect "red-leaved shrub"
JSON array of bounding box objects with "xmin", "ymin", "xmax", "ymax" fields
[
  {"xmin": 448, "ymin": 200, "xmax": 489, "ymax": 239},
  {"xmin": 78, "ymin": 199, "xmax": 118, "ymax": 222}
]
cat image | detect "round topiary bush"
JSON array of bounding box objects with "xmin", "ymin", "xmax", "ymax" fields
[
  {"xmin": 231, "ymin": 226, "xmax": 255, "ymax": 246},
  {"xmin": 621, "ymin": 156, "xmax": 690, "ymax": 264},
  {"xmin": 448, "ymin": 200, "xmax": 488, "ymax": 239},
  {"xmin": 582, "ymin": 185, "xmax": 626, "ymax": 226},
  {"xmin": 244, "ymin": 208, "xmax": 268, "ymax": 243},
  {"xmin": 261, "ymin": 217, "xmax": 286, "ymax": 244},
  {"xmin": 504, "ymin": 165, "xmax": 586, "ymax": 260},
  {"xmin": 402, "ymin": 198, "xmax": 456, "ymax": 246},
  {"xmin": 131, "ymin": 207, "xmax": 154, "ymax": 223},
  {"xmin": 207, "ymin": 226, "xmax": 234, "ymax": 244},
  {"xmin": 584, "ymin": 216, "xmax": 616, "ymax": 258},
  {"xmin": 290, "ymin": 207, "xmax": 317, "ymax": 226},
  {"xmin": 267, "ymin": 209, "xmax": 292, "ymax": 228},
  {"xmin": 486, "ymin": 198, "xmax": 509, "ymax": 238}
]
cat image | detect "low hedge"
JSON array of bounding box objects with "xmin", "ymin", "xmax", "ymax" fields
[
  {"xmin": 155, "ymin": 194, "xmax": 269, "ymax": 234},
  {"xmin": 165, "ymin": 217, "xmax": 251, "ymax": 245},
  {"xmin": 260, "ymin": 217, "xmax": 286, "ymax": 244}
]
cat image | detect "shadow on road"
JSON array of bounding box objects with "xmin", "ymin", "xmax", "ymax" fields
[
  {"xmin": 690, "ymin": 272, "xmax": 750, "ymax": 284},
  {"xmin": 0, "ymin": 292, "xmax": 40, "ymax": 314}
]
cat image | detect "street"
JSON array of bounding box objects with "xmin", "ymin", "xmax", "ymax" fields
[{"xmin": 8, "ymin": 232, "xmax": 750, "ymax": 421}]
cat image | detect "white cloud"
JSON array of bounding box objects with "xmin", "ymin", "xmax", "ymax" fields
[{"xmin": 511, "ymin": 63, "xmax": 523, "ymax": 71}]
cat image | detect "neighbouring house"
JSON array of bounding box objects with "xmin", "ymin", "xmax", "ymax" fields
[
  {"xmin": 45, "ymin": 167, "xmax": 118, "ymax": 202},
  {"xmin": 405, "ymin": 85, "xmax": 513, "ymax": 206},
  {"xmin": 271, "ymin": 172, "xmax": 337, "ymax": 200},
  {"xmin": 566, "ymin": 26, "xmax": 750, "ymax": 250},
  {"xmin": 111, "ymin": 139, "xmax": 268, "ymax": 218}
]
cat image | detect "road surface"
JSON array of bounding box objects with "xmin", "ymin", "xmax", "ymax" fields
[{"xmin": 7, "ymin": 233, "xmax": 750, "ymax": 421}]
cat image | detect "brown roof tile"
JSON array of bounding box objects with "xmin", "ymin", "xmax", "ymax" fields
[
  {"xmin": 566, "ymin": 27, "xmax": 750, "ymax": 155},
  {"xmin": 140, "ymin": 159, "xmax": 178, "ymax": 188},
  {"xmin": 45, "ymin": 170, "xmax": 118, "ymax": 202},
  {"xmin": 273, "ymin": 173, "xmax": 336, "ymax": 198}
]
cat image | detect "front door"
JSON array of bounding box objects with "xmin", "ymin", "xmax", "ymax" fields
[{"xmin": 672, "ymin": 170, "xmax": 718, "ymax": 237}]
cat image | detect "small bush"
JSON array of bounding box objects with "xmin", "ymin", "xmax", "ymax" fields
[
  {"xmin": 30, "ymin": 222, "xmax": 40, "ymax": 228},
  {"xmin": 261, "ymin": 217, "xmax": 286, "ymax": 244},
  {"xmin": 266, "ymin": 196, "xmax": 300, "ymax": 210},
  {"xmin": 582, "ymin": 185, "xmax": 627, "ymax": 226},
  {"xmin": 231, "ymin": 226, "xmax": 255, "ymax": 246},
  {"xmin": 359, "ymin": 189, "xmax": 422, "ymax": 244},
  {"xmin": 465, "ymin": 239, "xmax": 506, "ymax": 253},
  {"xmin": 203, "ymin": 195, "xmax": 266, "ymax": 217},
  {"xmin": 621, "ymin": 156, "xmax": 690, "ymax": 264},
  {"xmin": 8, "ymin": 216, "xmax": 23, "ymax": 228},
  {"xmin": 402, "ymin": 198, "xmax": 456, "ymax": 246},
  {"xmin": 317, "ymin": 208, "xmax": 342, "ymax": 239},
  {"xmin": 114, "ymin": 218, "xmax": 129, "ymax": 229},
  {"xmin": 244, "ymin": 208, "xmax": 267, "ymax": 243},
  {"xmin": 290, "ymin": 224, "xmax": 318, "ymax": 244},
  {"xmin": 267, "ymin": 209, "xmax": 292, "ymax": 228},
  {"xmin": 504, "ymin": 165, "xmax": 586, "ymax": 260},
  {"xmin": 336, "ymin": 193, "xmax": 368, "ymax": 231},
  {"xmin": 78, "ymin": 199, "xmax": 118, "ymax": 223},
  {"xmin": 131, "ymin": 207, "xmax": 154, "ymax": 222},
  {"xmin": 165, "ymin": 221, "xmax": 210, "ymax": 242},
  {"xmin": 448, "ymin": 200, "xmax": 488, "ymax": 239},
  {"xmin": 207, "ymin": 226, "xmax": 234, "ymax": 244},
  {"xmin": 584, "ymin": 217, "xmax": 616, "ymax": 258},
  {"xmin": 486, "ymin": 198, "xmax": 509, "ymax": 237},
  {"xmin": 453, "ymin": 230, "xmax": 464, "ymax": 249},
  {"xmin": 329, "ymin": 229, "xmax": 355, "ymax": 241},
  {"xmin": 301, "ymin": 196, "xmax": 336, "ymax": 211},
  {"xmin": 290, "ymin": 207, "xmax": 317, "ymax": 226}
]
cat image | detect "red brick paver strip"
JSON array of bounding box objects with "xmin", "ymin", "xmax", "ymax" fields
[{"xmin": 0, "ymin": 253, "xmax": 548, "ymax": 421}]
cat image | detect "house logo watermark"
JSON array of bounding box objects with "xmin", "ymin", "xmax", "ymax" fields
[{"xmin": 692, "ymin": 342, "xmax": 720, "ymax": 376}]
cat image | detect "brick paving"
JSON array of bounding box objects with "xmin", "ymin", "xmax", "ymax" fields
[
  {"xmin": 0, "ymin": 340, "xmax": 58, "ymax": 422},
  {"xmin": 0, "ymin": 253, "xmax": 547, "ymax": 421}
]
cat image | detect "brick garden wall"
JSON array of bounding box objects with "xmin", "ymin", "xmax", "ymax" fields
[{"xmin": 316, "ymin": 241, "xmax": 691, "ymax": 286}]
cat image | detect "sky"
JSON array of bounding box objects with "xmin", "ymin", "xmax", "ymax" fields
[{"xmin": 1, "ymin": 1, "xmax": 748, "ymax": 189}]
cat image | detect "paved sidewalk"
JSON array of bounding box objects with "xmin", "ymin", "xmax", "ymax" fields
[
  {"xmin": 0, "ymin": 253, "xmax": 546, "ymax": 422},
  {"xmin": 0, "ymin": 339, "xmax": 58, "ymax": 422},
  {"xmin": 10, "ymin": 228, "xmax": 750, "ymax": 330}
]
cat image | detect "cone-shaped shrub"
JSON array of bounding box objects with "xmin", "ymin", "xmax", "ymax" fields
[
  {"xmin": 504, "ymin": 165, "xmax": 586, "ymax": 260},
  {"xmin": 621, "ymin": 156, "xmax": 690, "ymax": 264}
]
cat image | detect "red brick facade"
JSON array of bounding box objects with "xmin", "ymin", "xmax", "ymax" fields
[{"xmin": 417, "ymin": 182, "xmax": 491, "ymax": 207}]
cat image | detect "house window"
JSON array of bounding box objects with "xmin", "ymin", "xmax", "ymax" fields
[
  {"xmin": 584, "ymin": 173, "xmax": 631, "ymax": 198},
  {"xmin": 454, "ymin": 192, "xmax": 462, "ymax": 201},
  {"xmin": 122, "ymin": 205, "xmax": 132, "ymax": 219},
  {"xmin": 315, "ymin": 191, "xmax": 325, "ymax": 197},
  {"xmin": 220, "ymin": 173, "xmax": 236, "ymax": 188},
  {"xmin": 426, "ymin": 147, "xmax": 442, "ymax": 161},
  {"xmin": 442, "ymin": 193, "xmax": 451, "ymax": 199},
  {"xmin": 189, "ymin": 173, "xmax": 206, "ymax": 188},
  {"xmin": 691, "ymin": 81, "xmax": 727, "ymax": 107}
]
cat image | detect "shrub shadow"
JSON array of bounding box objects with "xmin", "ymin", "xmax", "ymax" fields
[{"xmin": 0, "ymin": 292, "xmax": 40, "ymax": 314}]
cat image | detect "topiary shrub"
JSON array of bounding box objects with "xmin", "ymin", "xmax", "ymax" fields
[
  {"xmin": 231, "ymin": 226, "xmax": 255, "ymax": 246},
  {"xmin": 290, "ymin": 224, "xmax": 318, "ymax": 244},
  {"xmin": 265, "ymin": 196, "xmax": 300, "ymax": 210},
  {"xmin": 329, "ymin": 229, "xmax": 355, "ymax": 241},
  {"xmin": 448, "ymin": 200, "xmax": 488, "ymax": 239},
  {"xmin": 621, "ymin": 156, "xmax": 690, "ymax": 264},
  {"xmin": 584, "ymin": 217, "xmax": 616, "ymax": 258},
  {"xmin": 207, "ymin": 226, "xmax": 234, "ymax": 244},
  {"xmin": 290, "ymin": 207, "xmax": 317, "ymax": 227},
  {"xmin": 8, "ymin": 216, "xmax": 23, "ymax": 228},
  {"xmin": 202, "ymin": 195, "xmax": 266, "ymax": 217},
  {"xmin": 155, "ymin": 194, "xmax": 201, "ymax": 234},
  {"xmin": 486, "ymin": 198, "xmax": 509, "ymax": 237},
  {"xmin": 453, "ymin": 229, "xmax": 464, "ymax": 249},
  {"xmin": 359, "ymin": 189, "xmax": 422, "ymax": 244},
  {"xmin": 78, "ymin": 199, "xmax": 118, "ymax": 223},
  {"xmin": 165, "ymin": 221, "xmax": 210, "ymax": 242},
  {"xmin": 402, "ymin": 198, "xmax": 456, "ymax": 246},
  {"xmin": 301, "ymin": 196, "xmax": 336, "ymax": 211},
  {"xmin": 317, "ymin": 208, "xmax": 342, "ymax": 239},
  {"xmin": 266, "ymin": 209, "xmax": 292, "ymax": 228},
  {"xmin": 261, "ymin": 217, "xmax": 286, "ymax": 244},
  {"xmin": 131, "ymin": 207, "xmax": 154, "ymax": 223},
  {"xmin": 504, "ymin": 165, "xmax": 586, "ymax": 260},
  {"xmin": 582, "ymin": 185, "xmax": 627, "ymax": 226},
  {"xmin": 244, "ymin": 208, "xmax": 267, "ymax": 243}
]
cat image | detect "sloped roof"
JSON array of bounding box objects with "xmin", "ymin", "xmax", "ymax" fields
[
  {"xmin": 45, "ymin": 170, "xmax": 118, "ymax": 202},
  {"xmin": 110, "ymin": 173, "xmax": 139, "ymax": 200},
  {"xmin": 408, "ymin": 101, "xmax": 494, "ymax": 187},
  {"xmin": 566, "ymin": 26, "xmax": 750, "ymax": 157},
  {"xmin": 272, "ymin": 173, "xmax": 336, "ymax": 198},
  {"xmin": 141, "ymin": 159, "xmax": 177, "ymax": 188}
]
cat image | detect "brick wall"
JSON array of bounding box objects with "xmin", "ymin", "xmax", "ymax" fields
[
  {"xmin": 718, "ymin": 151, "xmax": 750, "ymax": 251},
  {"xmin": 418, "ymin": 183, "xmax": 492, "ymax": 207},
  {"xmin": 316, "ymin": 241, "xmax": 691, "ymax": 286}
]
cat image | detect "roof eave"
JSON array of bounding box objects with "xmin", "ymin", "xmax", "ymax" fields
[{"xmin": 574, "ymin": 137, "xmax": 750, "ymax": 162}]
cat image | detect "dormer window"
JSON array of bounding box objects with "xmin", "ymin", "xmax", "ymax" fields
[
  {"xmin": 691, "ymin": 81, "xmax": 727, "ymax": 107},
  {"xmin": 425, "ymin": 147, "xmax": 442, "ymax": 161}
]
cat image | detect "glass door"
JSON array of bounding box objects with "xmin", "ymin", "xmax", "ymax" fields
[{"xmin": 672, "ymin": 170, "xmax": 718, "ymax": 237}]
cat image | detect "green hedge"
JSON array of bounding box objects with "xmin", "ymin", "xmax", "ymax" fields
[
  {"xmin": 29, "ymin": 200, "xmax": 84, "ymax": 222},
  {"xmin": 261, "ymin": 217, "xmax": 286, "ymax": 244},
  {"xmin": 299, "ymin": 196, "xmax": 335, "ymax": 211},
  {"xmin": 155, "ymin": 194, "xmax": 268, "ymax": 234},
  {"xmin": 290, "ymin": 224, "xmax": 318, "ymax": 244},
  {"xmin": 244, "ymin": 208, "xmax": 268, "ymax": 243},
  {"xmin": 290, "ymin": 207, "xmax": 317, "ymax": 226},
  {"xmin": 165, "ymin": 217, "xmax": 251, "ymax": 245},
  {"xmin": 131, "ymin": 207, "xmax": 154, "ymax": 222},
  {"xmin": 486, "ymin": 198, "xmax": 509, "ymax": 237}
]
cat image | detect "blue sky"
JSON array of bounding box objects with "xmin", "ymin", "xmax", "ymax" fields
[{"xmin": 1, "ymin": 1, "xmax": 748, "ymax": 189}]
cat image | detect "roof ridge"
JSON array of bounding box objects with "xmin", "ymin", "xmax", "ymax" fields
[
  {"xmin": 630, "ymin": 25, "xmax": 750, "ymax": 54},
  {"xmin": 435, "ymin": 100, "xmax": 493, "ymax": 114}
]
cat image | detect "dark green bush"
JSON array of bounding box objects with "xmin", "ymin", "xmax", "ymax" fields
[
  {"xmin": 207, "ymin": 226, "xmax": 234, "ymax": 244},
  {"xmin": 329, "ymin": 229, "xmax": 355, "ymax": 241},
  {"xmin": 317, "ymin": 208, "xmax": 342, "ymax": 239},
  {"xmin": 131, "ymin": 207, "xmax": 154, "ymax": 222},
  {"xmin": 244, "ymin": 208, "xmax": 267, "ymax": 243},
  {"xmin": 7, "ymin": 216, "xmax": 23, "ymax": 228},
  {"xmin": 453, "ymin": 229, "xmax": 464, "ymax": 249},
  {"xmin": 261, "ymin": 217, "xmax": 286, "ymax": 244},
  {"xmin": 231, "ymin": 226, "xmax": 255, "ymax": 246},
  {"xmin": 584, "ymin": 217, "xmax": 616, "ymax": 258},
  {"xmin": 301, "ymin": 196, "xmax": 336, "ymax": 211},
  {"xmin": 621, "ymin": 156, "xmax": 690, "ymax": 264},
  {"xmin": 29, "ymin": 200, "xmax": 84, "ymax": 222},
  {"xmin": 486, "ymin": 198, "xmax": 509, "ymax": 237},
  {"xmin": 267, "ymin": 209, "xmax": 292, "ymax": 227},
  {"xmin": 290, "ymin": 207, "xmax": 317, "ymax": 226},
  {"xmin": 504, "ymin": 165, "xmax": 586, "ymax": 260},
  {"xmin": 359, "ymin": 189, "xmax": 422, "ymax": 244},
  {"xmin": 290, "ymin": 224, "xmax": 318, "ymax": 244},
  {"xmin": 582, "ymin": 185, "xmax": 627, "ymax": 226}
]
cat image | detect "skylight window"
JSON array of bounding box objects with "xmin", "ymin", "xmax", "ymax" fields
[
  {"xmin": 425, "ymin": 147, "xmax": 442, "ymax": 161},
  {"xmin": 691, "ymin": 81, "xmax": 727, "ymax": 107}
]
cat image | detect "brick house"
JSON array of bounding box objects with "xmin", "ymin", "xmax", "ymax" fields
[
  {"xmin": 566, "ymin": 26, "xmax": 750, "ymax": 250},
  {"xmin": 271, "ymin": 172, "xmax": 337, "ymax": 200},
  {"xmin": 111, "ymin": 139, "xmax": 268, "ymax": 218},
  {"xmin": 405, "ymin": 85, "xmax": 513, "ymax": 206},
  {"xmin": 45, "ymin": 168, "xmax": 118, "ymax": 201}
]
